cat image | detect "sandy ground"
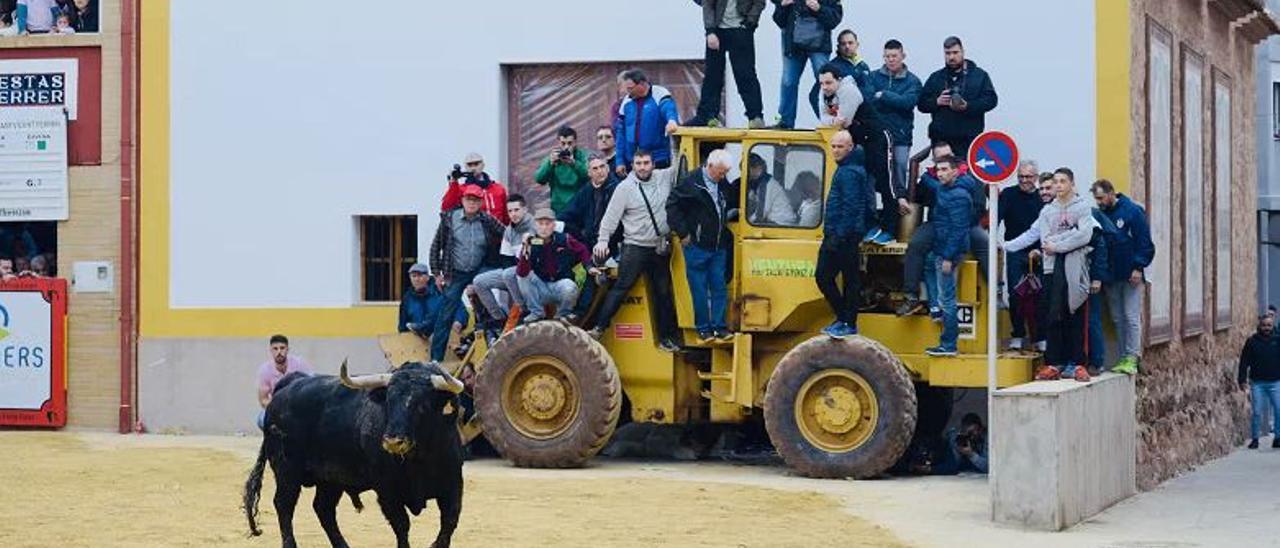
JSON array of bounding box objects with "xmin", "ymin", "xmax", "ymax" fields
[{"xmin": 0, "ymin": 432, "xmax": 906, "ymax": 548}]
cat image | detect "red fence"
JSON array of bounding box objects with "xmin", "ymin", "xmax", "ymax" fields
[{"xmin": 0, "ymin": 277, "xmax": 68, "ymax": 427}]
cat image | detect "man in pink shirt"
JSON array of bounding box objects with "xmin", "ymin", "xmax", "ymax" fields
[{"xmin": 256, "ymin": 334, "xmax": 312, "ymax": 430}]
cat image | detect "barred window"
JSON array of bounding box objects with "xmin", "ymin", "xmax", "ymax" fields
[{"xmin": 359, "ymin": 216, "xmax": 417, "ymax": 302}]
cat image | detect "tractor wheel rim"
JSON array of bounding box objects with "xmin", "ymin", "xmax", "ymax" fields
[
  {"xmin": 502, "ymin": 355, "xmax": 580, "ymax": 440},
  {"xmin": 794, "ymin": 368, "xmax": 878, "ymax": 453}
]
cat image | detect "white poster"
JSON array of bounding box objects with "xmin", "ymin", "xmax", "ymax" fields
[
  {"xmin": 0, "ymin": 291, "xmax": 53, "ymax": 411},
  {"xmin": 1148, "ymin": 29, "xmax": 1173, "ymax": 341},
  {"xmin": 0, "ymin": 58, "xmax": 79, "ymax": 120},
  {"xmin": 1184, "ymin": 53, "xmax": 1205, "ymax": 330},
  {"xmin": 0, "ymin": 106, "xmax": 69, "ymax": 221}
]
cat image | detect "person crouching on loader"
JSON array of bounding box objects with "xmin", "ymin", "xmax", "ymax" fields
[
  {"xmin": 923, "ymin": 155, "xmax": 971, "ymax": 357},
  {"xmin": 516, "ymin": 209, "xmax": 599, "ymax": 323},
  {"xmin": 816, "ymin": 130, "xmax": 871, "ymax": 338}
]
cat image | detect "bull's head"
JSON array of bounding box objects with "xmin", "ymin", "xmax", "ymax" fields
[{"xmin": 339, "ymin": 359, "xmax": 464, "ymax": 456}]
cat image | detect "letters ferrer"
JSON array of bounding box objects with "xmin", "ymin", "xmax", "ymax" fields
[{"xmin": 0, "ymin": 73, "xmax": 67, "ymax": 107}]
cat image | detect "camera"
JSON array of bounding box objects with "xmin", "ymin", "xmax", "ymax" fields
[
  {"xmin": 557, "ymin": 148, "xmax": 573, "ymax": 160},
  {"xmin": 949, "ymin": 85, "xmax": 964, "ymax": 104},
  {"xmin": 449, "ymin": 163, "xmax": 465, "ymax": 181},
  {"xmin": 955, "ymin": 433, "xmax": 974, "ymax": 449}
]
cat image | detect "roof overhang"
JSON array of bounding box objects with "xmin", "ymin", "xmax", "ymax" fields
[{"xmin": 1211, "ymin": 0, "xmax": 1280, "ymax": 43}]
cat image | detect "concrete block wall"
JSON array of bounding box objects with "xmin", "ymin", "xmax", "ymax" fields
[
  {"xmin": 992, "ymin": 374, "xmax": 1137, "ymax": 530},
  {"xmin": 1128, "ymin": 0, "xmax": 1262, "ymax": 489},
  {"xmin": 0, "ymin": 0, "xmax": 125, "ymax": 429}
]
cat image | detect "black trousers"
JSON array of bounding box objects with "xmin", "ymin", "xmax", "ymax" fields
[
  {"xmin": 1044, "ymin": 264, "xmax": 1088, "ymax": 367},
  {"xmin": 862, "ymin": 128, "xmax": 898, "ymax": 235},
  {"xmin": 815, "ymin": 235, "xmax": 862, "ymax": 325},
  {"xmin": 696, "ymin": 28, "xmax": 764, "ymax": 120},
  {"xmin": 593, "ymin": 244, "xmax": 678, "ymax": 341}
]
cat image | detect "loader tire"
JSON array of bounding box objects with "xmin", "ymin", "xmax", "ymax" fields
[
  {"xmin": 764, "ymin": 335, "xmax": 917, "ymax": 479},
  {"xmin": 475, "ymin": 320, "xmax": 621, "ymax": 468}
]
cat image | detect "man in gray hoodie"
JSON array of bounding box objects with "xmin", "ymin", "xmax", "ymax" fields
[
  {"xmin": 587, "ymin": 149, "xmax": 681, "ymax": 352},
  {"xmin": 468, "ymin": 194, "xmax": 534, "ymax": 339}
]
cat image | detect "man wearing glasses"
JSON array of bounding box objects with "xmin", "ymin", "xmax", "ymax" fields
[
  {"xmin": 998, "ymin": 160, "xmax": 1048, "ymax": 351},
  {"xmin": 595, "ymin": 126, "xmax": 620, "ymax": 182},
  {"xmin": 442, "ymin": 152, "xmax": 511, "ymax": 224}
]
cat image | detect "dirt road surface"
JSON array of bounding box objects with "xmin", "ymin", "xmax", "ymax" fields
[{"xmin": 0, "ymin": 432, "xmax": 906, "ymax": 548}]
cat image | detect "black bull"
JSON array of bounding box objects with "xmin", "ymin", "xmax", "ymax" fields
[{"xmin": 243, "ymin": 361, "xmax": 465, "ymax": 548}]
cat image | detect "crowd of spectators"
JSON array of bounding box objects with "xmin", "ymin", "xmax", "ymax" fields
[
  {"xmin": 0, "ymin": 0, "xmax": 97, "ymax": 36},
  {"xmin": 0, "ymin": 224, "xmax": 55, "ymax": 281}
]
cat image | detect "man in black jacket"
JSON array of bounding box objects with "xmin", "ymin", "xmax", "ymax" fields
[
  {"xmin": 916, "ymin": 36, "xmax": 998, "ymax": 159},
  {"xmin": 771, "ymin": 0, "xmax": 842, "ymax": 129},
  {"xmin": 1240, "ymin": 314, "xmax": 1280, "ymax": 449},
  {"xmin": 666, "ymin": 149, "xmax": 736, "ymax": 342},
  {"xmin": 690, "ymin": 0, "xmax": 766, "ymax": 128},
  {"xmin": 999, "ymin": 160, "xmax": 1048, "ymax": 351},
  {"xmin": 560, "ymin": 156, "xmax": 622, "ymax": 317}
]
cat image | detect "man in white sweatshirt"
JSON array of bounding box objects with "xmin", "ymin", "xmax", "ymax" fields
[
  {"xmin": 817, "ymin": 64, "xmax": 864, "ymax": 129},
  {"xmin": 587, "ymin": 149, "xmax": 681, "ymax": 352}
]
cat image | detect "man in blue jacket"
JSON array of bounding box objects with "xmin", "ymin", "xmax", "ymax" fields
[
  {"xmin": 925, "ymin": 155, "xmax": 972, "ymax": 357},
  {"xmin": 1091, "ymin": 179, "xmax": 1154, "ymax": 375},
  {"xmin": 916, "ymin": 36, "xmax": 998, "ymax": 160},
  {"xmin": 868, "ymin": 39, "xmax": 923, "ymax": 217},
  {"xmin": 399, "ymin": 263, "xmax": 468, "ymax": 342},
  {"xmin": 770, "ymin": 0, "xmax": 842, "ymax": 129},
  {"xmin": 613, "ymin": 69, "xmax": 680, "ymax": 178},
  {"xmin": 816, "ymin": 130, "xmax": 870, "ymax": 338}
]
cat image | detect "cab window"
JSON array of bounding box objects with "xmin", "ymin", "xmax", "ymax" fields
[{"xmin": 744, "ymin": 144, "xmax": 825, "ymax": 229}]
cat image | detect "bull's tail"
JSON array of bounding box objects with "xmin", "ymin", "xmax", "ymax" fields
[{"xmin": 243, "ymin": 436, "xmax": 270, "ymax": 537}]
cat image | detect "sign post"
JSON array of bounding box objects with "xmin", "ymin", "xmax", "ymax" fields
[{"xmin": 966, "ymin": 130, "xmax": 1019, "ymax": 474}]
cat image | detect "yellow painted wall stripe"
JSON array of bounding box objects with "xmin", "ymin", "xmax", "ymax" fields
[
  {"xmin": 1096, "ymin": 0, "xmax": 1133, "ymax": 194},
  {"xmin": 139, "ymin": 1, "xmax": 396, "ymax": 338}
]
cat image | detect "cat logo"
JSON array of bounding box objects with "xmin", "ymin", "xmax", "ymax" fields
[{"xmin": 623, "ymin": 296, "xmax": 643, "ymax": 306}]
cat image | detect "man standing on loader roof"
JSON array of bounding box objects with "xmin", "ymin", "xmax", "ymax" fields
[
  {"xmin": 815, "ymin": 130, "xmax": 870, "ymax": 338},
  {"xmin": 916, "ymin": 36, "xmax": 998, "ymax": 160},
  {"xmin": 588, "ymin": 148, "xmax": 681, "ymax": 352}
]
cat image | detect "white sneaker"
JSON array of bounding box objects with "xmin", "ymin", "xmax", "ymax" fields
[
  {"xmin": 1007, "ymin": 337, "xmax": 1024, "ymax": 351},
  {"xmin": 1034, "ymin": 340, "xmax": 1047, "ymax": 352}
]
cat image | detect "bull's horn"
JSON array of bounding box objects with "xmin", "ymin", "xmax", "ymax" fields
[
  {"xmin": 339, "ymin": 359, "xmax": 392, "ymax": 390},
  {"xmin": 430, "ymin": 372, "xmax": 465, "ymax": 394}
]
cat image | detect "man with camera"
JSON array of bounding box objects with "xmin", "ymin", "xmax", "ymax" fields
[
  {"xmin": 916, "ymin": 36, "xmax": 998, "ymax": 160},
  {"xmin": 535, "ymin": 126, "xmax": 591, "ymax": 214},
  {"xmin": 516, "ymin": 209, "xmax": 600, "ymax": 323},
  {"xmin": 441, "ymin": 152, "xmax": 510, "ymax": 224},
  {"xmin": 936, "ymin": 413, "xmax": 988, "ymax": 474}
]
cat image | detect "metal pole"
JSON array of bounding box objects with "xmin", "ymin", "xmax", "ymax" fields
[{"xmin": 987, "ymin": 182, "xmax": 999, "ymax": 461}]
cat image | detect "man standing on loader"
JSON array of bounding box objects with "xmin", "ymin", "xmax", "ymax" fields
[
  {"xmin": 815, "ymin": 130, "xmax": 871, "ymax": 338},
  {"xmin": 666, "ymin": 148, "xmax": 736, "ymax": 343}
]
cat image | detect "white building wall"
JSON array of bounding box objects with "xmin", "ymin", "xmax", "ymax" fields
[{"xmin": 167, "ymin": 0, "xmax": 1095, "ymax": 308}]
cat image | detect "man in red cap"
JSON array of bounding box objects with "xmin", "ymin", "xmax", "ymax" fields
[
  {"xmin": 429, "ymin": 185, "xmax": 505, "ymax": 361},
  {"xmin": 441, "ymin": 152, "xmax": 510, "ymax": 224}
]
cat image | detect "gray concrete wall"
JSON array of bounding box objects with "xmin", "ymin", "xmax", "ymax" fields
[
  {"xmin": 137, "ymin": 337, "xmax": 388, "ymax": 434},
  {"xmin": 992, "ymin": 374, "xmax": 1137, "ymax": 531}
]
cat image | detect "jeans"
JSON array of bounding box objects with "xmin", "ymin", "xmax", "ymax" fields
[
  {"xmin": 1104, "ymin": 280, "xmax": 1144, "ymax": 359},
  {"xmin": 1005, "ymin": 250, "xmax": 1046, "ymax": 342},
  {"xmin": 1088, "ymin": 291, "xmax": 1106, "ymax": 369},
  {"xmin": 1045, "ymin": 265, "xmax": 1087, "ymax": 367},
  {"xmin": 903, "ymin": 224, "xmax": 989, "ymax": 299},
  {"xmin": 683, "ymin": 244, "xmax": 729, "ymax": 332},
  {"xmin": 931, "ymin": 253, "xmax": 959, "ymax": 349},
  {"xmin": 517, "ymin": 275, "xmax": 579, "ymax": 320},
  {"xmin": 777, "ymin": 45, "xmax": 829, "ymax": 128},
  {"xmin": 697, "ymin": 28, "xmax": 763, "ymax": 120},
  {"xmin": 1250, "ymin": 381, "xmax": 1280, "ymax": 440},
  {"xmin": 816, "ymin": 235, "xmax": 862, "ymax": 325},
  {"xmin": 432, "ymin": 269, "xmax": 479, "ymax": 362},
  {"xmin": 892, "ymin": 144, "xmax": 911, "ymax": 201},
  {"xmin": 593, "ymin": 244, "xmax": 678, "ymax": 341},
  {"xmin": 865, "ymin": 129, "xmax": 899, "ymax": 236},
  {"xmin": 471, "ymin": 266, "xmax": 520, "ymax": 322}
]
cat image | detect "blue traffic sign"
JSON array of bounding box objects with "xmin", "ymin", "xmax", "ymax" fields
[{"xmin": 967, "ymin": 131, "xmax": 1019, "ymax": 185}]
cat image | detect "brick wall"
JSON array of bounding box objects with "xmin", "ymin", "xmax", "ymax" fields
[
  {"xmin": 0, "ymin": 1, "xmax": 125, "ymax": 430},
  {"xmin": 1129, "ymin": 0, "xmax": 1263, "ymax": 489}
]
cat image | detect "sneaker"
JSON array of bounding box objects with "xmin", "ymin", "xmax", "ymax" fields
[
  {"xmin": 1112, "ymin": 355, "xmax": 1139, "ymax": 376},
  {"xmin": 521, "ymin": 314, "xmax": 545, "ymax": 325},
  {"xmin": 929, "ymin": 308, "xmax": 943, "ymax": 323},
  {"xmin": 658, "ymin": 338, "xmax": 681, "ymax": 352},
  {"xmin": 684, "ymin": 115, "xmax": 712, "ymax": 127},
  {"xmin": 697, "ymin": 330, "xmax": 716, "ymax": 343},
  {"xmin": 829, "ymin": 322, "xmax": 858, "ymax": 338},
  {"xmin": 714, "ymin": 329, "xmax": 735, "ymax": 342},
  {"xmin": 747, "ymin": 117, "xmax": 765, "ymax": 129},
  {"xmin": 1073, "ymin": 366, "xmax": 1091, "ymax": 382},
  {"xmin": 871, "ymin": 230, "xmax": 895, "ymax": 246},
  {"xmin": 1034, "ymin": 340, "xmax": 1047, "ymax": 352},
  {"xmin": 483, "ymin": 328, "xmax": 500, "ymax": 347},
  {"xmin": 1035, "ymin": 365, "xmax": 1061, "ymax": 381},
  {"xmin": 706, "ymin": 117, "xmax": 723, "ymax": 128},
  {"xmin": 862, "ymin": 228, "xmax": 882, "ymax": 243},
  {"xmin": 586, "ymin": 327, "xmax": 604, "ymax": 340},
  {"xmin": 1247, "ymin": 438, "xmax": 1259, "ymax": 449},
  {"xmin": 557, "ymin": 313, "xmax": 579, "ymax": 326},
  {"xmin": 895, "ymin": 297, "xmax": 925, "ymax": 317},
  {"xmin": 1007, "ymin": 337, "xmax": 1024, "ymax": 351},
  {"xmin": 924, "ymin": 345, "xmax": 957, "ymax": 357}
]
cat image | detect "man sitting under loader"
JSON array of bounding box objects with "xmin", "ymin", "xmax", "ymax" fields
[{"xmin": 517, "ymin": 209, "xmax": 599, "ymax": 323}]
